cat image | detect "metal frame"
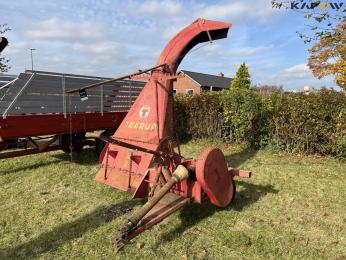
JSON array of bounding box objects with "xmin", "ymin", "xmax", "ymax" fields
[
  {"xmin": 2, "ymin": 73, "xmax": 36, "ymax": 118},
  {"xmin": 1, "ymin": 70, "xmax": 144, "ymax": 117},
  {"xmin": 0, "ymin": 80, "xmax": 17, "ymax": 104}
]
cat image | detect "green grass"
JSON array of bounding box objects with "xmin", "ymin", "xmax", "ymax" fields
[{"xmin": 0, "ymin": 140, "xmax": 345, "ymax": 259}]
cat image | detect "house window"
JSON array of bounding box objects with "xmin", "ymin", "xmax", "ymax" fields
[
  {"xmin": 186, "ymin": 89, "xmax": 194, "ymax": 95},
  {"xmin": 173, "ymin": 89, "xmax": 177, "ymax": 94}
]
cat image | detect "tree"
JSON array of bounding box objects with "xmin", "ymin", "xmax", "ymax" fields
[
  {"xmin": 271, "ymin": 0, "xmax": 345, "ymax": 43},
  {"xmin": 252, "ymin": 84, "xmax": 284, "ymax": 93},
  {"xmin": 0, "ymin": 24, "xmax": 10, "ymax": 72},
  {"xmin": 308, "ymin": 21, "xmax": 345, "ymax": 90},
  {"xmin": 271, "ymin": 1, "xmax": 345, "ymax": 89},
  {"xmin": 230, "ymin": 62, "xmax": 251, "ymax": 90}
]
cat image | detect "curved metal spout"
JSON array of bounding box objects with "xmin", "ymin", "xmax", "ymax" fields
[{"xmin": 156, "ymin": 18, "xmax": 231, "ymax": 73}]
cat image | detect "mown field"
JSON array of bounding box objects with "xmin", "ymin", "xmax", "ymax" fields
[{"xmin": 0, "ymin": 140, "xmax": 345, "ymax": 259}]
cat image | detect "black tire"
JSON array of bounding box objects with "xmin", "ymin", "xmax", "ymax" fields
[
  {"xmin": 0, "ymin": 139, "xmax": 18, "ymax": 151},
  {"xmin": 5, "ymin": 139, "xmax": 18, "ymax": 149},
  {"xmin": 230, "ymin": 179, "xmax": 236, "ymax": 203},
  {"xmin": 95, "ymin": 129, "xmax": 115, "ymax": 156},
  {"xmin": 59, "ymin": 132, "xmax": 86, "ymax": 153}
]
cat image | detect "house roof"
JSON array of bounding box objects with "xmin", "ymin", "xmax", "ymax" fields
[{"xmin": 181, "ymin": 70, "xmax": 232, "ymax": 89}]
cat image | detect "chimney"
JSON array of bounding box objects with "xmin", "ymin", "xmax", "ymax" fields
[{"xmin": 218, "ymin": 72, "xmax": 224, "ymax": 77}]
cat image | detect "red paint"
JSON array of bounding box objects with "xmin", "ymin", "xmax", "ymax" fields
[
  {"xmin": 0, "ymin": 112, "xmax": 126, "ymax": 140},
  {"xmin": 0, "ymin": 112, "xmax": 127, "ymax": 158},
  {"xmin": 196, "ymin": 147, "xmax": 235, "ymax": 207}
]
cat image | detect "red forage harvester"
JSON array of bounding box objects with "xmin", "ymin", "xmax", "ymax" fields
[{"xmin": 70, "ymin": 18, "xmax": 251, "ymax": 251}]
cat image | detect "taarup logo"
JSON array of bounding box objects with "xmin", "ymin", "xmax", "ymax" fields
[
  {"xmin": 139, "ymin": 105, "xmax": 151, "ymax": 119},
  {"xmin": 291, "ymin": 1, "xmax": 344, "ymax": 10}
]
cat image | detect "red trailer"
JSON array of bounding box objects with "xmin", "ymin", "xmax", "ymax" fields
[{"xmin": 0, "ymin": 70, "xmax": 145, "ymax": 159}]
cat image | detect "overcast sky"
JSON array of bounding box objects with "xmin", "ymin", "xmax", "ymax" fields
[{"xmin": 0, "ymin": 0, "xmax": 343, "ymax": 90}]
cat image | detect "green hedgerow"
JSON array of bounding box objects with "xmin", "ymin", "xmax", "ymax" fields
[{"xmin": 174, "ymin": 89, "xmax": 346, "ymax": 158}]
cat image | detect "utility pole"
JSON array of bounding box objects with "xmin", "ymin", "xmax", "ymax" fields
[{"xmin": 30, "ymin": 48, "xmax": 36, "ymax": 71}]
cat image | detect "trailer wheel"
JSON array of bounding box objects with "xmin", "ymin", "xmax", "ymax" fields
[
  {"xmin": 2, "ymin": 139, "xmax": 18, "ymax": 150},
  {"xmin": 5, "ymin": 138, "xmax": 18, "ymax": 149},
  {"xmin": 59, "ymin": 132, "xmax": 86, "ymax": 153},
  {"xmin": 95, "ymin": 129, "xmax": 115, "ymax": 156}
]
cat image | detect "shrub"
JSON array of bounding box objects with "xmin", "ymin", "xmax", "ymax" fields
[
  {"xmin": 174, "ymin": 92, "xmax": 222, "ymax": 140},
  {"xmin": 271, "ymin": 89, "xmax": 346, "ymax": 155},
  {"xmin": 174, "ymin": 89, "xmax": 346, "ymax": 158},
  {"xmin": 221, "ymin": 89, "xmax": 261, "ymax": 147}
]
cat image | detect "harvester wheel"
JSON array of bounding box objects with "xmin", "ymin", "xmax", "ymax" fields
[
  {"xmin": 196, "ymin": 147, "xmax": 236, "ymax": 207},
  {"xmin": 95, "ymin": 129, "xmax": 115, "ymax": 156},
  {"xmin": 59, "ymin": 132, "xmax": 86, "ymax": 153}
]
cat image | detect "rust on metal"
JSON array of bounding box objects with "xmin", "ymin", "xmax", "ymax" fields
[{"xmin": 115, "ymin": 193, "xmax": 190, "ymax": 252}]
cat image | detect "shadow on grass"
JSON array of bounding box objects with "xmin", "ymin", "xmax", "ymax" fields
[
  {"xmin": 51, "ymin": 148, "xmax": 99, "ymax": 166},
  {"xmin": 174, "ymin": 136, "xmax": 192, "ymax": 146},
  {"xmin": 224, "ymin": 148, "xmax": 258, "ymax": 168},
  {"xmin": 155, "ymin": 181, "xmax": 278, "ymax": 248},
  {"xmin": 0, "ymin": 200, "xmax": 142, "ymax": 259},
  {"xmin": 0, "ymin": 159, "xmax": 63, "ymax": 176},
  {"xmin": 0, "ymin": 148, "xmax": 98, "ymax": 175},
  {"xmin": 232, "ymin": 180, "xmax": 278, "ymax": 211}
]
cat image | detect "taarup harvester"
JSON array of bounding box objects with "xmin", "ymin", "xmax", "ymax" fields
[{"xmin": 68, "ymin": 18, "xmax": 251, "ymax": 251}]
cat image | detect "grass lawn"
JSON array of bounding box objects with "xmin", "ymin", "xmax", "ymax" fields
[{"xmin": 0, "ymin": 140, "xmax": 345, "ymax": 259}]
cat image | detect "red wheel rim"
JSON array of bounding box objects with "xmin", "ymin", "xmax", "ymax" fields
[{"xmin": 196, "ymin": 147, "xmax": 234, "ymax": 207}]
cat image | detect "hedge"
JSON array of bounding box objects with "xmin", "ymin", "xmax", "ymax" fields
[{"xmin": 174, "ymin": 88, "xmax": 346, "ymax": 158}]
